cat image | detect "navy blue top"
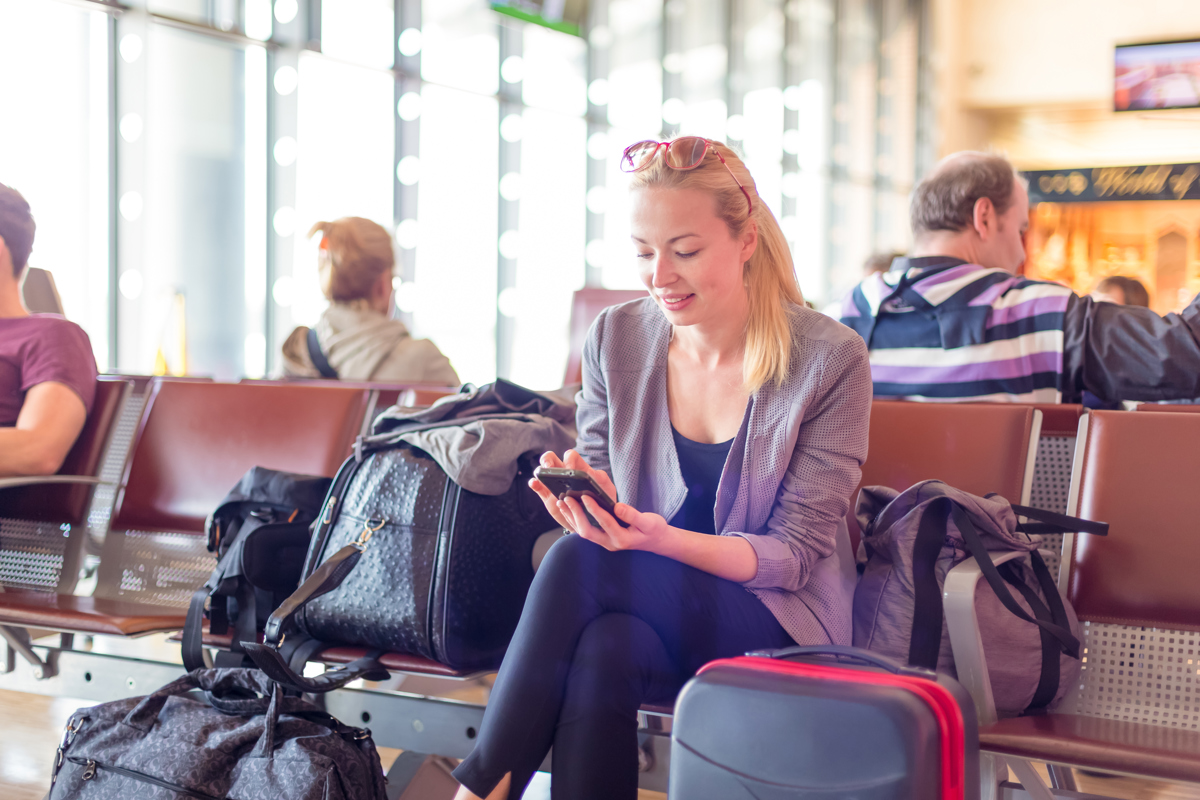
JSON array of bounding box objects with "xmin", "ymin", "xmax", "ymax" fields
[{"xmin": 667, "ymin": 426, "xmax": 733, "ymax": 535}]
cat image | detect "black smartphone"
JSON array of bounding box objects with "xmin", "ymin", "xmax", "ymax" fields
[{"xmin": 533, "ymin": 466, "xmax": 627, "ymax": 528}]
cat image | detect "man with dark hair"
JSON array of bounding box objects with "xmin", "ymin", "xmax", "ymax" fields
[
  {"xmin": 0, "ymin": 183, "xmax": 98, "ymax": 476},
  {"xmin": 1092, "ymin": 275, "xmax": 1150, "ymax": 308},
  {"xmin": 840, "ymin": 151, "xmax": 1200, "ymax": 403}
]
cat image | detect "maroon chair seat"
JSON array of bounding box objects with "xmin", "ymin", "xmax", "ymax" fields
[
  {"xmin": 959, "ymin": 410, "xmax": 1200, "ymax": 794},
  {"xmin": 980, "ymin": 714, "xmax": 1200, "ymax": 785},
  {"xmin": 0, "ymin": 589, "xmax": 186, "ymax": 637}
]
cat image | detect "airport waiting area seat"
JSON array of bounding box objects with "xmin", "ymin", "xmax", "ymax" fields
[
  {"xmin": 944, "ymin": 410, "xmax": 1200, "ymax": 799},
  {"xmin": 563, "ymin": 287, "xmax": 646, "ymax": 385},
  {"xmin": 848, "ymin": 401, "xmax": 1042, "ymax": 553},
  {"xmin": 0, "ymin": 380, "xmax": 371, "ymax": 650}
]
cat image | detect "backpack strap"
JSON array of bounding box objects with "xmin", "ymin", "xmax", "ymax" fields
[
  {"xmin": 907, "ymin": 498, "xmax": 951, "ymax": 670},
  {"xmin": 1009, "ymin": 504, "xmax": 1109, "ymax": 537},
  {"xmin": 949, "ymin": 503, "xmax": 1081, "ymax": 659},
  {"xmin": 306, "ymin": 327, "xmax": 339, "ymax": 379},
  {"xmin": 997, "ymin": 556, "xmax": 1061, "ymax": 714}
]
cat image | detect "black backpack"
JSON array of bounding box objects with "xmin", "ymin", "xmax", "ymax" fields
[{"xmin": 182, "ymin": 467, "xmax": 332, "ymax": 671}]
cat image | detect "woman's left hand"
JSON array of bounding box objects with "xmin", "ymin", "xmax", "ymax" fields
[{"xmin": 557, "ymin": 494, "xmax": 671, "ymax": 554}]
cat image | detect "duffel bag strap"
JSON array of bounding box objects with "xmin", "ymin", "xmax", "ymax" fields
[
  {"xmin": 1009, "ymin": 504, "xmax": 1109, "ymax": 537},
  {"xmin": 263, "ymin": 544, "xmax": 364, "ymax": 645},
  {"xmin": 182, "ymin": 585, "xmax": 212, "ymax": 672},
  {"xmin": 242, "ymin": 641, "xmax": 390, "ymax": 693},
  {"xmin": 950, "ymin": 504, "xmax": 1081, "ymax": 659},
  {"xmin": 906, "ymin": 498, "xmax": 952, "ymax": 670},
  {"xmin": 996, "ymin": 556, "xmax": 1061, "ymax": 714}
]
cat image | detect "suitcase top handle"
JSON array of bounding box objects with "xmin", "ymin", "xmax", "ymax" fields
[{"xmin": 744, "ymin": 644, "xmax": 939, "ymax": 679}]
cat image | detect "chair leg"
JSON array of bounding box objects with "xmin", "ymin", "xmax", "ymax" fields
[
  {"xmin": 385, "ymin": 752, "xmax": 458, "ymax": 800},
  {"xmin": 980, "ymin": 753, "xmax": 1004, "ymax": 800},
  {"xmin": 1046, "ymin": 764, "xmax": 1077, "ymax": 791},
  {"xmin": 1008, "ymin": 758, "xmax": 1055, "ymax": 800}
]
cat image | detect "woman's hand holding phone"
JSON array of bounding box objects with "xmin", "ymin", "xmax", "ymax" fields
[{"xmin": 528, "ymin": 449, "xmax": 670, "ymax": 554}]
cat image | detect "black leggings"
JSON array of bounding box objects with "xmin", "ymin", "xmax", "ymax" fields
[{"xmin": 451, "ymin": 533, "xmax": 794, "ymax": 800}]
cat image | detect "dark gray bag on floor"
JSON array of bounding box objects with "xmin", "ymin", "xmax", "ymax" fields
[{"xmin": 48, "ymin": 668, "xmax": 387, "ymax": 800}]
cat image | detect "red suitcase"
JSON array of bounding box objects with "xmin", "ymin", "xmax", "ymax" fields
[{"xmin": 668, "ymin": 646, "xmax": 979, "ymax": 800}]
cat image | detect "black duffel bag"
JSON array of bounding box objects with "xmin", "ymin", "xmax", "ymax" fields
[
  {"xmin": 49, "ymin": 668, "xmax": 387, "ymax": 800},
  {"xmin": 244, "ymin": 438, "xmax": 559, "ymax": 691},
  {"xmin": 182, "ymin": 467, "xmax": 332, "ymax": 672}
]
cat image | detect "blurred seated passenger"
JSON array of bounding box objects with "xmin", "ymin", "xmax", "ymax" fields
[
  {"xmin": 281, "ymin": 217, "xmax": 459, "ymax": 384},
  {"xmin": 0, "ymin": 184, "xmax": 98, "ymax": 477},
  {"xmin": 840, "ymin": 152, "xmax": 1200, "ymax": 404},
  {"xmin": 1091, "ymin": 274, "xmax": 1150, "ymax": 308}
]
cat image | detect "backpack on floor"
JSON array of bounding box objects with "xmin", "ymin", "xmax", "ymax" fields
[
  {"xmin": 182, "ymin": 467, "xmax": 332, "ymax": 671},
  {"xmin": 49, "ymin": 668, "xmax": 387, "ymax": 800},
  {"xmin": 852, "ymin": 480, "xmax": 1108, "ymax": 717}
]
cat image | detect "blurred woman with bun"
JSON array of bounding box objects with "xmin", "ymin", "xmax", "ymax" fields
[{"xmin": 281, "ymin": 217, "xmax": 459, "ymax": 384}]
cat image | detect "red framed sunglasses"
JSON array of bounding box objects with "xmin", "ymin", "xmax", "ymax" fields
[{"xmin": 620, "ymin": 136, "xmax": 753, "ymax": 216}]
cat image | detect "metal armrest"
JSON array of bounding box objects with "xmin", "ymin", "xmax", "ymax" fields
[
  {"xmin": 0, "ymin": 475, "xmax": 103, "ymax": 490},
  {"xmin": 943, "ymin": 549, "xmax": 1026, "ymax": 727}
]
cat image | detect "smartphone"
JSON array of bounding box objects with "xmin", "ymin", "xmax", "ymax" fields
[{"xmin": 533, "ymin": 467, "xmax": 627, "ymax": 529}]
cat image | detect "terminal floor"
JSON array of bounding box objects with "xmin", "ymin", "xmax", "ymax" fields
[{"xmin": 1, "ymin": 638, "xmax": 1195, "ymax": 800}]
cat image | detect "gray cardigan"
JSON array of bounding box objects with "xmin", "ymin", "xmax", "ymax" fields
[{"xmin": 575, "ymin": 297, "xmax": 872, "ymax": 645}]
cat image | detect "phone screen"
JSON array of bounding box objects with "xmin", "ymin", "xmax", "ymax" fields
[{"xmin": 533, "ymin": 467, "xmax": 627, "ymax": 528}]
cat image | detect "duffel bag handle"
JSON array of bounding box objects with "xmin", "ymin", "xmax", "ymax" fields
[
  {"xmin": 243, "ymin": 642, "xmax": 390, "ymax": 693},
  {"xmin": 263, "ymin": 543, "xmax": 364, "ymax": 646},
  {"xmin": 750, "ymin": 644, "xmax": 938, "ymax": 679},
  {"xmin": 124, "ymin": 668, "xmax": 277, "ymax": 731}
]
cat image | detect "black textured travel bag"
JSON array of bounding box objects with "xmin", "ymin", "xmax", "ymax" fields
[
  {"xmin": 244, "ymin": 438, "xmax": 558, "ymax": 691},
  {"xmin": 49, "ymin": 668, "xmax": 387, "ymax": 800}
]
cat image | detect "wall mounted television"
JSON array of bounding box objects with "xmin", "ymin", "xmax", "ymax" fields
[{"xmin": 1115, "ymin": 38, "xmax": 1200, "ymax": 111}]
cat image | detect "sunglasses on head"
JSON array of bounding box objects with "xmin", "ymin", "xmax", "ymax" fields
[{"xmin": 619, "ymin": 136, "xmax": 753, "ymax": 216}]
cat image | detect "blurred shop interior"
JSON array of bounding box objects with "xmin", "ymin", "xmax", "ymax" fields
[{"xmin": 3, "ymin": 0, "xmax": 1200, "ymax": 385}]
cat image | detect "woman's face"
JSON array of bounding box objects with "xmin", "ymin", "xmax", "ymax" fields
[{"xmin": 630, "ymin": 187, "xmax": 757, "ymax": 328}]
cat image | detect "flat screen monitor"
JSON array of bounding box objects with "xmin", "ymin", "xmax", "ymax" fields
[
  {"xmin": 492, "ymin": 0, "xmax": 587, "ymax": 36},
  {"xmin": 1115, "ymin": 38, "xmax": 1200, "ymax": 111}
]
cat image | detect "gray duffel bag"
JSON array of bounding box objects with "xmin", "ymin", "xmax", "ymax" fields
[
  {"xmin": 48, "ymin": 668, "xmax": 387, "ymax": 800},
  {"xmin": 853, "ymin": 480, "xmax": 1108, "ymax": 717}
]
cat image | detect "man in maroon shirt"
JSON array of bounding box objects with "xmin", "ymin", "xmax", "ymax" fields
[{"xmin": 0, "ymin": 183, "xmax": 98, "ymax": 477}]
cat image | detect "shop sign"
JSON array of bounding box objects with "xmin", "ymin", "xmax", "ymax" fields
[{"xmin": 1024, "ymin": 163, "xmax": 1200, "ymax": 203}]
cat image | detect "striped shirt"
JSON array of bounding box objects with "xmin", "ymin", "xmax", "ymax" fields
[{"xmin": 840, "ymin": 257, "xmax": 1073, "ymax": 402}]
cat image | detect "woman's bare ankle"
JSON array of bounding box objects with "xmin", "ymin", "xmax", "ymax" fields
[{"xmin": 453, "ymin": 772, "xmax": 511, "ymax": 800}]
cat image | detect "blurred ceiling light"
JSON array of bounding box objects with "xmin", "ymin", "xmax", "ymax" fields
[
  {"xmin": 397, "ymin": 91, "xmax": 422, "ymax": 121},
  {"xmin": 119, "ymin": 113, "xmax": 143, "ymax": 143},
  {"xmin": 119, "ymin": 34, "xmax": 142, "ymax": 64},
  {"xmin": 500, "ymin": 113, "xmax": 524, "ymax": 142},
  {"xmin": 274, "ymin": 0, "xmax": 298, "ymax": 25},
  {"xmin": 398, "ymin": 28, "xmax": 422, "ymax": 57},
  {"xmin": 273, "ymin": 65, "xmax": 298, "ymax": 95},
  {"xmin": 501, "ymin": 55, "xmax": 525, "ymax": 84}
]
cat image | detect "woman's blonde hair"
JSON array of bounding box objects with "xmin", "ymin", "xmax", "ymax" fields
[
  {"xmin": 308, "ymin": 217, "xmax": 394, "ymax": 303},
  {"xmin": 626, "ymin": 139, "xmax": 804, "ymax": 393}
]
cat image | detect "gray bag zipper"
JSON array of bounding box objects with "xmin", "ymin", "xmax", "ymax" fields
[{"xmin": 66, "ymin": 756, "xmax": 223, "ymax": 799}]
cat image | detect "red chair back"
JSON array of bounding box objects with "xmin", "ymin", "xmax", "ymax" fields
[
  {"xmin": 849, "ymin": 401, "xmax": 1039, "ymax": 552},
  {"xmin": 1068, "ymin": 410, "xmax": 1200, "ymax": 630},
  {"xmin": 112, "ymin": 381, "xmax": 369, "ymax": 534},
  {"xmin": 0, "ymin": 377, "xmax": 132, "ymax": 525},
  {"xmin": 563, "ymin": 288, "xmax": 647, "ymax": 385}
]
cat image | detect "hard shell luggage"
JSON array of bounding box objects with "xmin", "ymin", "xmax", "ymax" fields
[
  {"xmin": 48, "ymin": 668, "xmax": 387, "ymax": 800},
  {"xmin": 669, "ymin": 646, "xmax": 980, "ymax": 800}
]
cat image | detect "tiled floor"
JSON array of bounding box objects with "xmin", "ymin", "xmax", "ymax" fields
[{"xmin": 1, "ymin": 639, "xmax": 1195, "ymax": 800}]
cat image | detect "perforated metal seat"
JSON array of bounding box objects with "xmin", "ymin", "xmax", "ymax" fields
[{"xmin": 945, "ymin": 410, "xmax": 1200, "ymax": 799}]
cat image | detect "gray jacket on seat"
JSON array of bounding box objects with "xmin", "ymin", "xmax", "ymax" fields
[{"xmin": 575, "ymin": 297, "xmax": 872, "ymax": 646}]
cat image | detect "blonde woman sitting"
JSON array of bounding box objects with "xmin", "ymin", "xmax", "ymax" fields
[{"xmin": 281, "ymin": 217, "xmax": 459, "ymax": 384}]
